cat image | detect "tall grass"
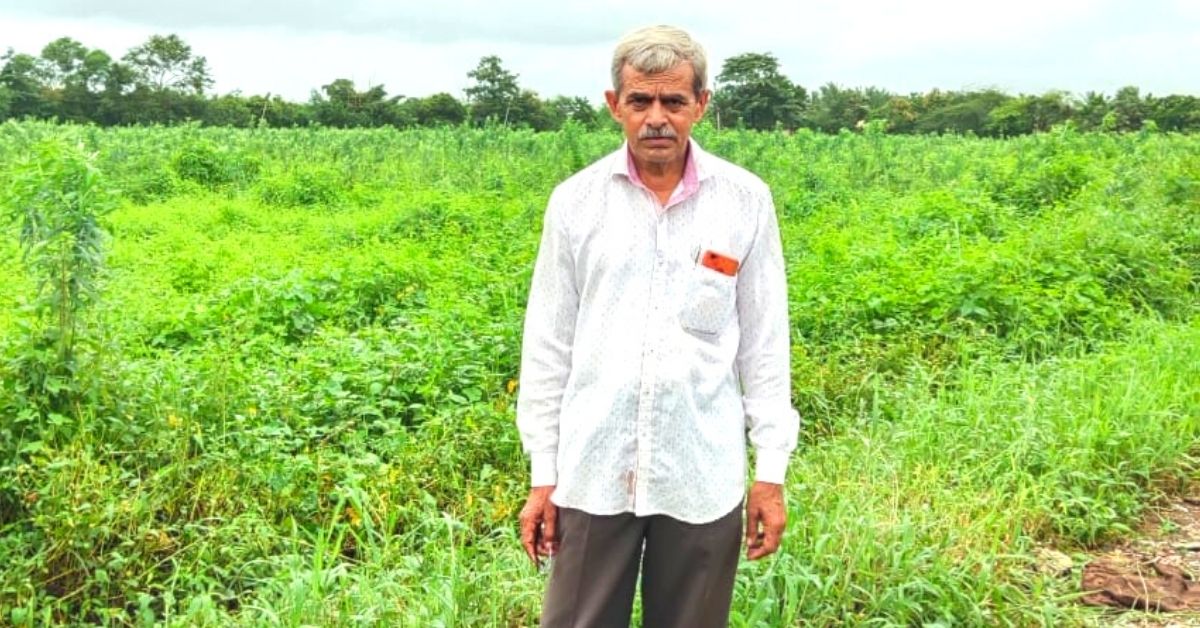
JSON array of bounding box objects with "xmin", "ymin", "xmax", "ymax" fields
[{"xmin": 0, "ymin": 121, "xmax": 1196, "ymax": 625}]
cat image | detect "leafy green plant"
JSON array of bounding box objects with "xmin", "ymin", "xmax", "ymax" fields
[
  {"xmin": 0, "ymin": 122, "xmax": 1197, "ymax": 625},
  {"xmin": 258, "ymin": 166, "xmax": 347, "ymax": 208},
  {"xmin": 169, "ymin": 139, "xmax": 260, "ymax": 189},
  {"xmin": 3, "ymin": 139, "xmax": 114, "ymax": 417}
]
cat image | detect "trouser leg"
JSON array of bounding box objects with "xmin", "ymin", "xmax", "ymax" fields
[
  {"xmin": 639, "ymin": 502, "xmax": 743, "ymax": 628},
  {"xmin": 540, "ymin": 507, "xmax": 646, "ymax": 628}
]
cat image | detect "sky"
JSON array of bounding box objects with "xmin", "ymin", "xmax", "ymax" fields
[{"xmin": 0, "ymin": 0, "xmax": 1197, "ymax": 103}]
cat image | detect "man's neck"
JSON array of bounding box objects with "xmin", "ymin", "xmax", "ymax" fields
[{"xmin": 630, "ymin": 148, "xmax": 689, "ymax": 205}]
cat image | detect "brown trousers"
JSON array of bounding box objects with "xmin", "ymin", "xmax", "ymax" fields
[{"xmin": 539, "ymin": 503, "xmax": 743, "ymax": 628}]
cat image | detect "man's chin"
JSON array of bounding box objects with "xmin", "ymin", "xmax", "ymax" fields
[{"xmin": 634, "ymin": 146, "xmax": 683, "ymax": 166}]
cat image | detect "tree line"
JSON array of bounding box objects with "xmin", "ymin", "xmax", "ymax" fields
[{"xmin": 3, "ymin": 35, "xmax": 1198, "ymax": 135}]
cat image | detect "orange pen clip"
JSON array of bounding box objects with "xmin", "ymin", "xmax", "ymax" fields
[{"xmin": 700, "ymin": 250, "xmax": 739, "ymax": 276}]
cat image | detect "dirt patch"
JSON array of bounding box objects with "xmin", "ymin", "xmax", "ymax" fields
[{"xmin": 1082, "ymin": 493, "xmax": 1200, "ymax": 626}]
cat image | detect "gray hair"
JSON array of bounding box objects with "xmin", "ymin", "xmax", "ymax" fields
[{"xmin": 611, "ymin": 25, "xmax": 707, "ymax": 97}]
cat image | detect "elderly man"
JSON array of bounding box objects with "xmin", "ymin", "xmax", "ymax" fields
[{"xmin": 516, "ymin": 25, "xmax": 800, "ymax": 628}]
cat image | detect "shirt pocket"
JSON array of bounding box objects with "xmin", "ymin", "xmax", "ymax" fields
[{"xmin": 680, "ymin": 265, "xmax": 737, "ymax": 336}]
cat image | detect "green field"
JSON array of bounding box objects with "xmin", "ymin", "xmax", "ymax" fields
[{"xmin": 0, "ymin": 120, "xmax": 1197, "ymax": 626}]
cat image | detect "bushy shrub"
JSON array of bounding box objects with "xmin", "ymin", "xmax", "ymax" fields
[
  {"xmin": 257, "ymin": 166, "xmax": 346, "ymax": 208},
  {"xmin": 169, "ymin": 140, "xmax": 260, "ymax": 189}
]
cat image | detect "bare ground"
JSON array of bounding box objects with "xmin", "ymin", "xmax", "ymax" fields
[{"xmin": 1085, "ymin": 487, "xmax": 1200, "ymax": 627}]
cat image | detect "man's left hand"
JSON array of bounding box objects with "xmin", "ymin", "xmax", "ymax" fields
[{"xmin": 745, "ymin": 481, "xmax": 786, "ymax": 560}]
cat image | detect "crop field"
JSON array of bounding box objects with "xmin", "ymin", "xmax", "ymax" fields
[{"xmin": 0, "ymin": 120, "xmax": 1197, "ymax": 626}]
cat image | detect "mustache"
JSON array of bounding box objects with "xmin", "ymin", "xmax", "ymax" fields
[{"xmin": 639, "ymin": 127, "xmax": 677, "ymax": 139}]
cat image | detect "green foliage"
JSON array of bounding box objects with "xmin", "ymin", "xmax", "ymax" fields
[
  {"xmin": 7, "ymin": 34, "xmax": 1200, "ymax": 137},
  {"xmin": 0, "ymin": 122, "xmax": 1196, "ymax": 625},
  {"xmin": 257, "ymin": 166, "xmax": 347, "ymax": 208},
  {"xmin": 465, "ymin": 55, "xmax": 521, "ymax": 126},
  {"xmin": 3, "ymin": 138, "xmax": 114, "ymax": 417},
  {"xmin": 169, "ymin": 139, "xmax": 259, "ymax": 189},
  {"xmin": 121, "ymin": 33, "xmax": 212, "ymax": 94},
  {"xmin": 310, "ymin": 79, "xmax": 404, "ymax": 129},
  {"xmin": 713, "ymin": 52, "xmax": 805, "ymax": 130}
]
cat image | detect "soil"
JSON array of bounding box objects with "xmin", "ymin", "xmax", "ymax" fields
[{"xmin": 1085, "ymin": 489, "xmax": 1200, "ymax": 627}]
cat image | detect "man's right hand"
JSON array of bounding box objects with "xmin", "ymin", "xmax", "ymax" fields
[{"xmin": 518, "ymin": 485, "xmax": 558, "ymax": 568}]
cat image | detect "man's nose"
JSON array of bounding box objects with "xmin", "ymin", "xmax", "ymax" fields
[{"xmin": 645, "ymin": 99, "xmax": 668, "ymax": 126}]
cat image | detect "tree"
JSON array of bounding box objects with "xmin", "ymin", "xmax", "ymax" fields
[
  {"xmin": 1110, "ymin": 86, "xmax": 1146, "ymax": 132},
  {"xmin": 713, "ymin": 53, "xmax": 804, "ymax": 130},
  {"xmin": 38, "ymin": 39, "xmax": 115, "ymax": 122},
  {"xmin": 406, "ymin": 92, "xmax": 467, "ymax": 126},
  {"xmin": 986, "ymin": 91, "xmax": 1072, "ymax": 136},
  {"xmin": 0, "ymin": 50, "xmax": 50, "ymax": 119},
  {"xmin": 1149, "ymin": 94, "xmax": 1200, "ymax": 132},
  {"xmin": 123, "ymin": 34, "xmax": 212, "ymax": 94},
  {"xmin": 95, "ymin": 60, "xmax": 137, "ymax": 124},
  {"xmin": 915, "ymin": 90, "xmax": 1010, "ymax": 135},
  {"xmin": 202, "ymin": 92, "xmax": 257, "ymax": 127},
  {"xmin": 499, "ymin": 89, "xmax": 556, "ymax": 130},
  {"xmin": 1074, "ymin": 91, "xmax": 1110, "ymax": 131},
  {"xmin": 238, "ymin": 93, "xmax": 310, "ymax": 127},
  {"xmin": 310, "ymin": 78, "xmax": 402, "ymax": 127},
  {"xmin": 988, "ymin": 96, "xmax": 1036, "ymax": 136},
  {"xmin": 880, "ymin": 95, "xmax": 918, "ymax": 133},
  {"xmin": 1026, "ymin": 91, "xmax": 1073, "ymax": 132},
  {"xmin": 465, "ymin": 56, "xmax": 520, "ymax": 125},
  {"xmin": 39, "ymin": 37, "xmax": 87, "ymax": 90},
  {"xmin": 807, "ymin": 83, "xmax": 869, "ymax": 133},
  {"xmin": 549, "ymin": 96, "xmax": 599, "ymax": 129}
]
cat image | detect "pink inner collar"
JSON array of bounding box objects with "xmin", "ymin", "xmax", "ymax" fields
[{"xmin": 625, "ymin": 144, "xmax": 700, "ymax": 211}]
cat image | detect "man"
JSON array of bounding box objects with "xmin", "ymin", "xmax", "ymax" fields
[{"xmin": 516, "ymin": 25, "xmax": 800, "ymax": 628}]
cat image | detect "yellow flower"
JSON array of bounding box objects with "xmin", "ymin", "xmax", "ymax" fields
[
  {"xmin": 246, "ymin": 405, "xmax": 259, "ymax": 417},
  {"xmin": 506, "ymin": 379, "xmax": 518, "ymax": 394},
  {"xmin": 166, "ymin": 413, "xmax": 182, "ymax": 429}
]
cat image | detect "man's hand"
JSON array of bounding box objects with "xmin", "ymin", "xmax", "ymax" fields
[
  {"xmin": 745, "ymin": 481, "xmax": 786, "ymax": 560},
  {"xmin": 518, "ymin": 486, "xmax": 559, "ymax": 568}
]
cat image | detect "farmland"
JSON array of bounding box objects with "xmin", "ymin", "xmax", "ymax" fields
[{"xmin": 0, "ymin": 120, "xmax": 1198, "ymax": 626}]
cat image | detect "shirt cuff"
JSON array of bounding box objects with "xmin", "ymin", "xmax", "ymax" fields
[
  {"xmin": 530, "ymin": 452, "xmax": 558, "ymax": 487},
  {"xmin": 754, "ymin": 448, "xmax": 791, "ymax": 484}
]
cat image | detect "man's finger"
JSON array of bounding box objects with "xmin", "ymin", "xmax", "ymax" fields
[
  {"xmin": 520, "ymin": 511, "xmax": 540, "ymax": 565},
  {"xmin": 761, "ymin": 519, "xmax": 784, "ymax": 556},
  {"xmin": 747, "ymin": 510, "xmax": 786, "ymax": 560},
  {"xmin": 744, "ymin": 506, "xmax": 762, "ymax": 550},
  {"xmin": 541, "ymin": 503, "xmax": 558, "ymax": 555}
]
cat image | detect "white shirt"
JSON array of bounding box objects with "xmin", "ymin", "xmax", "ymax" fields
[{"xmin": 516, "ymin": 139, "xmax": 800, "ymax": 524}]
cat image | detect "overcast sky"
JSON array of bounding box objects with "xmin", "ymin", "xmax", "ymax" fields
[{"xmin": 1, "ymin": 0, "xmax": 1197, "ymax": 102}]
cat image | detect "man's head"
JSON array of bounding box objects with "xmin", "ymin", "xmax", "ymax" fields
[{"xmin": 606, "ymin": 26, "xmax": 710, "ymax": 170}]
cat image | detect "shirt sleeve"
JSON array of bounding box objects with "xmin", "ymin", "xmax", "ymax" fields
[
  {"xmin": 735, "ymin": 185, "xmax": 801, "ymax": 485},
  {"xmin": 516, "ymin": 188, "xmax": 579, "ymax": 487}
]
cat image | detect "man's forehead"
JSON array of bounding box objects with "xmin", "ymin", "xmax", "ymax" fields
[{"xmin": 620, "ymin": 62, "xmax": 694, "ymax": 92}]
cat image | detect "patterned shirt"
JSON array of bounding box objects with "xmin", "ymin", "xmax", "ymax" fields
[{"xmin": 516, "ymin": 139, "xmax": 800, "ymax": 524}]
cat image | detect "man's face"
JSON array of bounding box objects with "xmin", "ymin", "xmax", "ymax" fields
[{"xmin": 605, "ymin": 62, "xmax": 709, "ymax": 168}]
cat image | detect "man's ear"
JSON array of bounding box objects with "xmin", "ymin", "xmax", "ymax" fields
[
  {"xmin": 695, "ymin": 89, "xmax": 711, "ymax": 120},
  {"xmin": 604, "ymin": 90, "xmax": 621, "ymax": 122}
]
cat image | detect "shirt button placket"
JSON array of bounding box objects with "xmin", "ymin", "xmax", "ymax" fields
[{"xmin": 634, "ymin": 217, "xmax": 669, "ymax": 512}]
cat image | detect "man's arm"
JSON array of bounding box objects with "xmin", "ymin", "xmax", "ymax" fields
[
  {"xmin": 517, "ymin": 188, "xmax": 578, "ymax": 485},
  {"xmin": 735, "ymin": 185, "xmax": 800, "ymax": 560},
  {"xmin": 515, "ymin": 189, "xmax": 578, "ymax": 565}
]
